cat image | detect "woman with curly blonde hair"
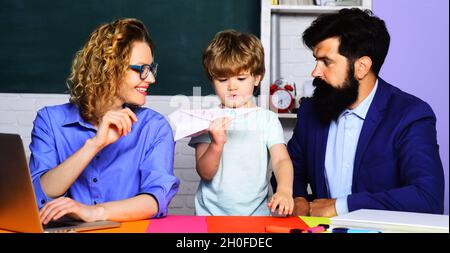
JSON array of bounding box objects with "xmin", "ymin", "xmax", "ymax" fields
[{"xmin": 29, "ymin": 18, "xmax": 179, "ymax": 225}]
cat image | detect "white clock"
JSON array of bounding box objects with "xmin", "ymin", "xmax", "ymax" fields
[{"xmin": 269, "ymin": 88, "xmax": 294, "ymax": 113}]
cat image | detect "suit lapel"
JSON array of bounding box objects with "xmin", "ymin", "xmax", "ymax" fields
[{"xmin": 352, "ymin": 78, "xmax": 391, "ymax": 187}]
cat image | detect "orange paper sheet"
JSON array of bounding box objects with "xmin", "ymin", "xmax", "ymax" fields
[{"xmin": 86, "ymin": 219, "xmax": 150, "ymax": 233}]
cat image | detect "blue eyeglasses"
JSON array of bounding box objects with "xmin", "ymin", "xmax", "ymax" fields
[{"xmin": 129, "ymin": 63, "xmax": 158, "ymax": 80}]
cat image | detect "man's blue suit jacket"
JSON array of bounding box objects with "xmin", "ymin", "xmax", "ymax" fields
[{"xmin": 286, "ymin": 78, "xmax": 444, "ymax": 214}]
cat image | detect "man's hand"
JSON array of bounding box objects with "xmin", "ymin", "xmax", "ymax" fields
[
  {"xmin": 309, "ymin": 198, "xmax": 337, "ymax": 217},
  {"xmin": 292, "ymin": 197, "xmax": 310, "ymax": 216}
]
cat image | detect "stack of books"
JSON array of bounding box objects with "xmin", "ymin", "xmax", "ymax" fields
[
  {"xmin": 273, "ymin": 0, "xmax": 315, "ymax": 5},
  {"xmin": 330, "ymin": 209, "xmax": 449, "ymax": 233},
  {"xmin": 273, "ymin": 0, "xmax": 362, "ymax": 6}
]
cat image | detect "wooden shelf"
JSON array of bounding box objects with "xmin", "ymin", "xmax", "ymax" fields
[{"xmin": 260, "ymin": 0, "xmax": 372, "ymax": 123}]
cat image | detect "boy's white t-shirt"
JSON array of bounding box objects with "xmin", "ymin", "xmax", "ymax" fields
[{"xmin": 188, "ymin": 107, "xmax": 285, "ymax": 216}]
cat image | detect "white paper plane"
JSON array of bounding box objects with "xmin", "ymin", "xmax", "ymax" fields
[{"xmin": 167, "ymin": 107, "xmax": 259, "ymax": 141}]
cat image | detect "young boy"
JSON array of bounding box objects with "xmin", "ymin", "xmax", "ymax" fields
[{"xmin": 189, "ymin": 30, "xmax": 294, "ymax": 216}]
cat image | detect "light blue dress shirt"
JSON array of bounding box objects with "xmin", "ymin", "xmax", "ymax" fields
[
  {"xmin": 325, "ymin": 81, "xmax": 378, "ymax": 215},
  {"xmin": 29, "ymin": 103, "xmax": 179, "ymax": 218}
]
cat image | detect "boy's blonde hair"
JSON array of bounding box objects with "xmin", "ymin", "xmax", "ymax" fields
[
  {"xmin": 67, "ymin": 18, "xmax": 153, "ymax": 124},
  {"xmin": 202, "ymin": 30, "xmax": 265, "ymax": 81}
]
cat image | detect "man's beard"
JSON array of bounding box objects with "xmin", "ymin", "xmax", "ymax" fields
[{"xmin": 312, "ymin": 66, "xmax": 359, "ymax": 124}]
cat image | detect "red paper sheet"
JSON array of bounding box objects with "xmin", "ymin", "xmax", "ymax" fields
[{"xmin": 206, "ymin": 216, "xmax": 309, "ymax": 233}]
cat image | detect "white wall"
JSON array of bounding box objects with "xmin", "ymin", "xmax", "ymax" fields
[{"xmin": 278, "ymin": 13, "xmax": 317, "ymax": 92}]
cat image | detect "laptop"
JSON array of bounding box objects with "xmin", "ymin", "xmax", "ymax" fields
[{"xmin": 0, "ymin": 133, "xmax": 121, "ymax": 233}]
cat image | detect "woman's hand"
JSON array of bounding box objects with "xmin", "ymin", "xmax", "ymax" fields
[
  {"xmin": 267, "ymin": 191, "xmax": 294, "ymax": 216},
  {"xmin": 91, "ymin": 108, "xmax": 138, "ymax": 149},
  {"xmin": 39, "ymin": 197, "xmax": 106, "ymax": 224},
  {"xmin": 209, "ymin": 117, "xmax": 232, "ymax": 146}
]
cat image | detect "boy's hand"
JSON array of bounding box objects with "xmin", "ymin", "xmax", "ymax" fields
[
  {"xmin": 209, "ymin": 117, "xmax": 232, "ymax": 146},
  {"xmin": 267, "ymin": 191, "xmax": 294, "ymax": 216}
]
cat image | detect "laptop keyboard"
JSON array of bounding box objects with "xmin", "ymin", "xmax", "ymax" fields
[{"xmin": 43, "ymin": 220, "xmax": 74, "ymax": 229}]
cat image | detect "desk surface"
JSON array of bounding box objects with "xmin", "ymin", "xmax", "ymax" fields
[{"xmin": 0, "ymin": 216, "xmax": 330, "ymax": 233}]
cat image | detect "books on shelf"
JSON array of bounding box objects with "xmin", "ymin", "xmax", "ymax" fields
[
  {"xmin": 279, "ymin": 0, "xmax": 315, "ymax": 5},
  {"xmin": 330, "ymin": 209, "xmax": 449, "ymax": 233},
  {"xmin": 274, "ymin": 0, "xmax": 363, "ymax": 6}
]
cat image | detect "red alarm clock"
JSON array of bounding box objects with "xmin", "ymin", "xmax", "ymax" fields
[{"xmin": 269, "ymin": 80, "xmax": 295, "ymax": 113}]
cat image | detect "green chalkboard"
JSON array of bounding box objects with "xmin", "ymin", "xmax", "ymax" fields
[{"xmin": 0, "ymin": 0, "xmax": 260, "ymax": 95}]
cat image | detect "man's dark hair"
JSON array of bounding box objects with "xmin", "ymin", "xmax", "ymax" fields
[{"xmin": 303, "ymin": 8, "xmax": 390, "ymax": 75}]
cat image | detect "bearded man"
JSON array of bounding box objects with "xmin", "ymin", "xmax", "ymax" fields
[{"xmin": 272, "ymin": 8, "xmax": 444, "ymax": 217}]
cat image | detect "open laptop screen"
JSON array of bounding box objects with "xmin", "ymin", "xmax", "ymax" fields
[{"xmin": 0, "ymin": 133, "xmax": 120, "ymax": 233}]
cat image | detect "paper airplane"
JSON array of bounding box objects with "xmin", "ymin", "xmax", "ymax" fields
[{"xmin": 167, "ymin": 107, "xmax": 259, "ymax": 141}]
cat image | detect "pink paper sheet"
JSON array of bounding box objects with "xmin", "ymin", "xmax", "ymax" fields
[{"xmin": 146, "ymin": 215, "xmax": 208, "ymax": 233}]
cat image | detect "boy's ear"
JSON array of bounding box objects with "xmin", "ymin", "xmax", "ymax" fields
[{"xmin": 254, "ymin": 75, "xmax": 262, "ymax": 86}]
